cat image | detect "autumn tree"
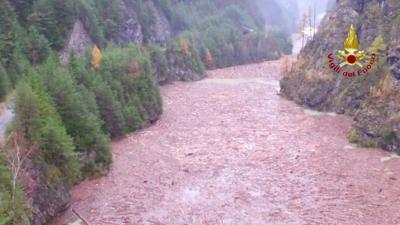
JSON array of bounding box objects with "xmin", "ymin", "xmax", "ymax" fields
[
  {"xmin": 204, "ymin": 48, "xmax": 214, "ymax": 68},
  {"xmin": 279, "ymin": 56, "xmax": 292, "ymax": 77},
  {"xmin": 180, "ymin": 40, "xmax": 191, "ymax": 56},
  {"xmin": 129, "ymin": 60, "xmax": 141, "ymax": 79},
  {"xmin": 91, "ymin": 45, "xmax": 102, "ymax": 70}
]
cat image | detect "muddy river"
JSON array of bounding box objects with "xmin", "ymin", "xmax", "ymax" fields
[{"xmin": 51, "ymin": 60, "xmax": 400, "ymax": 225}]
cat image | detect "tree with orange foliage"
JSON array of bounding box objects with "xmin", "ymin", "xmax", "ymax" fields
[
  {"xmin": 91, "ymin": 45, "xmax": 102, "ymax": 70},
  {"xmin": 279, "ymin": 56, "xmax": 292, "ymax": 77},
  {"xmin": 204, "ymin": 48, "xmax": 213, "ymax": 68},
  {"xmin": 129, "ymin": 60, "xmax": 141, "ymax": 79},
  {"xmin": 180, "ymin": 40, "xmax": 191, "ymax": 56}
]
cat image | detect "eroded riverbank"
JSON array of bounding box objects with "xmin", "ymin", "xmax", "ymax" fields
[{"xmin": 51, "ymin": 60, "xmax": 400, "ymax": 225}]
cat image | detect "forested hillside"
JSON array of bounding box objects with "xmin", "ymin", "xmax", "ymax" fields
[{"xmin": 0, "ymin": 0, "xmax": 292, "ymax": 224}]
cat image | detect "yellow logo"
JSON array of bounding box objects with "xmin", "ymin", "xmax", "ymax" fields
[
  {"xmin": 338, "ymin": 24, "xmax": 366, "ymax": 67},
  {"xmin": 327, "ymin": 24, "xmax": 378, "ymax": 77}
]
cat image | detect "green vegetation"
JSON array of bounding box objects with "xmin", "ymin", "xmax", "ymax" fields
[
  {"xmin": 0, "ymin": 65, "xmax": 10, "ymax": 101},
  {"xmin": 0, "ymin": 151, "xmax": 30, "ymax": 225},
  {"xmin": 368, "ymin": 35, "xmax": 388, "ymax": 54},
  {"xmin": 0, "ymin": 0, "xmax": 292, "ymax": 223},
  {"xmin": 149, "ymin": 0, "xmax": 292, "ymax": 68},
  {"xmin": 2, "ymin": 44, "xmax": 162, "ymax": 224}
]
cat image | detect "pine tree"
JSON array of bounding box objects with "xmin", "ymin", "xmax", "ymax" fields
[
  {"xmin": 38, "ymin": 59, "xmax": 110, "ymax": 158},
  {"xmin": 122, "ymin": 98, "xmax": 144, "ymax": 132},
  {"xmin": 69, "ymin": 51, "xmax": 92, "ymax": 86},
  {"xmin": 9, "ymin": 0, "xmax": 34, "ymax": 25},
  {"xmin": 136, "ymin": 59, "xmax": 162, "ymax": 119},
  {"xmin": 24, "ymin": 26, "xmax": 50, "ymax": 64},
  {"xmin": 16, "ymin": 78, "xmax": 80, "ymax": 181},
  {"xmin": 14, "ymin": 82, "xmax": 40, "ymax": 142},
  {"xmin": 37, "ymin": 118, "xmax": 79, "ymax": 180},
  {"xmin": 54, "ymin": 0, "xmax": 75, "ymax": 36},
  {"xmin": 28, "ymin": 0, "xmax": 56, "ymax": 37},
  {"xmin": 0, "ymin": 0, "xmax": 17, "ymax": 70},
  {"xmin": 92, "ymin": 77, "xmax": 125, "ymax": 138},
  {"xmin": 98, "ymin": 0, "xmax": 125, "ymax": 39},
  {"xmin": 0, "ymin": 64, "xmax": 9, "ymax": 101},
  {"xmin": 74, "ymin": 0, "xmax": 106, "ymax": 46}
]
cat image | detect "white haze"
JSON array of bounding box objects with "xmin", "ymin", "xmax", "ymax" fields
[
  {"xmin": 296, "ymin": 0, "xmax": 331, "ymax": 26},
  {"xmin": 255, "ymin": 0, "xmax": 332, "ymax": 33}
]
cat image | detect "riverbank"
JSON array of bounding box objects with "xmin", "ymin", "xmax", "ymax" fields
[{"xmin": 50, "ymin": 59, "xmax": 400, "ymax": 225}]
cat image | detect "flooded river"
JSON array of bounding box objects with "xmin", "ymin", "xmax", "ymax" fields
[{"xmin": 51, "ymin": 60, "xmax": 400, "ymax": 225}]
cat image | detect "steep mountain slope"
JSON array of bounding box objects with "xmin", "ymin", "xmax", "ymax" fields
[
  {"xmin": 281, "ymin": 0, "xmax": 400, "ymax": 152},
  {"xmin": 0, "ymin": 1, "xmax": 293, "ymax": 225}
]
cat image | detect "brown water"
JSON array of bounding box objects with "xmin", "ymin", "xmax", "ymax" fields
[{"xmin": 51, "ymin": 60, "xmax": 400, "ymax": 225}]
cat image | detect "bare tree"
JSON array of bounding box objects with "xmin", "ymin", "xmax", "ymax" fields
[
  {"xmin": 308, "ymin": 7, "xmax": 312, "ymax": 41},
  {"xmin": 4, "ymin": 132, "xmax": 32, "ymax": 205},
  {"xmin": 313, "ymin": 6, "xmax": 317, "ymax": 39},
  {"xmin": 299, "ymin": 13, "xmax": 308, "ymax": 48}
]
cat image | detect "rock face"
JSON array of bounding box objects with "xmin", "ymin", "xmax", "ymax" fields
[
  {"xmin": 281, "ymin": 0, "xmax": 400, "ymax": 153},
  {"xmin": 59, "ymin": 20, "xmax": 94, "ymax": 64},
  {"xmin": 113, "ymin": 1, "xmax": 143, "ymax": 45},
  {"xmin": 388, "ymin": 45, "xmax": 400, "ymax": 79},
  {"xmin": 22, "ymin": 160, "xmax": 71, "ymax": 225},
  {"xmin": 59, "ymin": 1, "xmax": 191, "ymax": 84},
  {"xmin": 144, "ymin": 0, "xmax": 172, "ymax": 44},
  {"xmin": 151, "ymin": 49, "xmax": 205, "ymax": 84},
  {"xmin": 280, "ymin": 0, "xmax": 364, "ymax": 112},
  {"xmin": 145, "ymin": 1, "xmax": 172, "ymax": 44}
]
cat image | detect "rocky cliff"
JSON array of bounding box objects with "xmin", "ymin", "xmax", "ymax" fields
[
  {"xmin": 59, "ymin": 20, "xmax": 94, "ymax": 64},
  {"xmin": 60, "ymin": 0, "xmax": 200, "ymax": 84},
  {"xmin": 0, "ymin": 1, "xmax": 286, "ymax": 224},
  {"xmin": 142, "ymin": 0, "xmax": 172, "ymax": 44},
  {"xmin": 26, "ymin": 2, "xmax": 173, "ymax": 222},
  {"xmin": 113, "ymin": 1, "xmax": 143, "ymax": 46},
  {"xmin": 22, "ymin": 160, "xmax": 71, "ymax": 225},
  {"xmin": 281, "ymin": 0, "xmax": 400, "ymax": 152}
]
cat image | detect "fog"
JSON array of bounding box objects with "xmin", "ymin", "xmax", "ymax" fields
[
  {"xmin": 297, "ymin": 0, "xmax": 333, "ymax": 25},
  {"xmin": 256, "ymin": 0, "xmax": 335, "ymax": 33}
]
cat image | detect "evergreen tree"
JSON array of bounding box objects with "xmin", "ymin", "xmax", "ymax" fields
[
  {"xmin": 9, "ymin": 0, "xmax": 34, "ymax": 25},
  {"xmin": 24, "ymin": 26, "xmax": 50, "ymax": 64},
  {"xmin": 74, "ymin": 0, "xmax": 106, "ymax": 46},
  {"xmin": 15, "ymin": 79, "xmax": 80, "ymax": 180},
  {"xmin": 54, "ymin": 0, "xmax": 75, "ymax": 38},
  {"xmin": 27, "ymin": 0, "xmax": 62, "ymax": 48},
  {"xmin": 97, "ymin": 0, "xmax": 125, "ymax": 39},
  {"xmin": 68, "ymin": 51, "xmax": 92, "ymax": 86},
  {"xmin": 37, "ymin": 118, "xmax": 79, "ymax": 180},
  {"xmin": 0, "ymin": 64, "xmax": 10, "ymax": 101},
  {"xmin": 14, "ymin": 82, "xmax": 40, "ymax": 142},
  {"xmin": 0, "ymin": 0, "xmax": 17, "ymax": 70},
  {"xmin": 92, "ymin": 77, "xmax": 125, "ymax": 138},
  {"xmin": 38, "ymin": 58, "xmax": 111, "ymax": 161}
]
